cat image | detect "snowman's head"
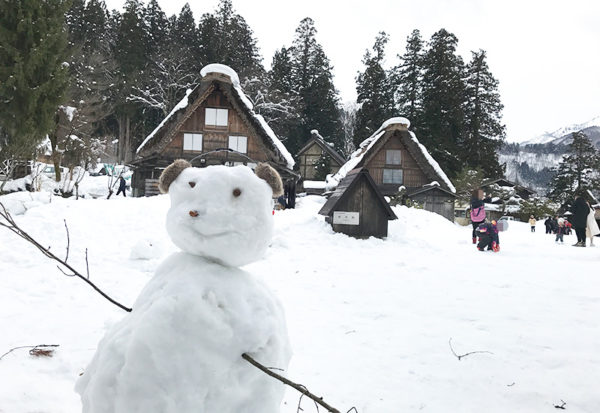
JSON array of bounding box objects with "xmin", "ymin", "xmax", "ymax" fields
[{"xmin": 158, "ymin": 160, "xmax": 283, "ymax": 267}]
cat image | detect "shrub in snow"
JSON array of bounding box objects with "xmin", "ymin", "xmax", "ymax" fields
[
  {"xmin": 129, "ymin": 239, "xmax": 163, "ymax": 261},
  {"xmin": 76, "ymin": 161, "xmax": 291, "ymax": 413}
]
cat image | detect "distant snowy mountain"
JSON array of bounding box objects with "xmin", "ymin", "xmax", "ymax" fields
[
  {"xmin": 499, "ymin": 114, "xmax": 600, "ymax": 194},
  {"xmin": 522, "ymin": 115, "xmax": 600, "ymax": 146}
]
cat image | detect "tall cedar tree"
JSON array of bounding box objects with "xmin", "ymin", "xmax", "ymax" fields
[
  {"xmin": 463, "ymin": 49, "xmax": 505, "ymax": 178},
  {"xmin": 354, "ymin": 32, "xmax": 395, "ymax": 148},
  {"xmin": 548, "ymin": 131, "xmax": 600, "ymax": 202},
  {"xmin": 197, "ymin": 0, "xmax": 263, "ymax": 80},
  {"xmin": 420, "ymin": 29, "xmax": 466, "ymax": 177},
  {"xmin": 283, "ymin": 17, "xmax": 342, "ymax": 156},
  {"xmin": 57, "ymin": 0, "xmax": 115, "ymax": 181},
  {"xmin": 113, "ymin": 0, "xmax": 150, "ymax": 161},
  {"xmin": 0, "ymin": 0, "xmax": 70, "ymax": 160},
  {"xmin": 392, "ymin": 29, "xmax": 424, "ymax": 132}
]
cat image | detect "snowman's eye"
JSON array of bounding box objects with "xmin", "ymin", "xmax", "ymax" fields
[
  {"xmin": 233, "ymin": 188, "xmax": 241, "ymax": 197},
  {"xmin": 189, "ymin": 182, "xmax": 196, "ymax": 188}
]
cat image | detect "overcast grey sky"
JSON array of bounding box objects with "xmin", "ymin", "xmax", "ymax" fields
[{"xmin": 105, "ymin": 0, "xmax": 600, "ymax": 142}]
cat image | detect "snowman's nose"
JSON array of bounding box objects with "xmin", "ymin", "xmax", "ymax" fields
[{"xmin": 189, "ymin": 210, "xmax": 199, "ymax": 217}]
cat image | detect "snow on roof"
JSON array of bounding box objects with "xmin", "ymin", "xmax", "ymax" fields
[
  {"xmin": 136, "ymin": 88, "xmax": 193, "ymax": 154},
  {"xmin": 254, "ymin": 114, "xmax": 295, "ymax": 169},
  {"xmin": 200, "ymin": 63, "xmax": 241, "ymax": 87},
  {"xmin": 408, "ymin": 131, "xmax": 455, "ymax": 193},
  {"xmin": 327, "ymin": 130, "xmax": 385, "ymax": 187}
]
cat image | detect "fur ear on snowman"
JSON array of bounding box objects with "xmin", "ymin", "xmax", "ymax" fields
[{"xmin": 158, "ymin": 159, "xmax": 284, "ymax": 197}]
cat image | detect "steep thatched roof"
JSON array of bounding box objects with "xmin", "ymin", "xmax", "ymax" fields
[
  {"xmin": 135, "ymin": 64, "xmax": 294, "ymax": 170},
  {"xmin": 329, "ymin": 118, "xmax": 456, "ymax": 193}
]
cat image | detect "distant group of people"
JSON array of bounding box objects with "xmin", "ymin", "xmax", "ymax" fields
[
  {"xmin": 543, "ymin": 216, "xmax": 571, "ymax": 243},
  {"xmin": 469, "ymin": 188, "xmax": 600, "ymax": 251}
]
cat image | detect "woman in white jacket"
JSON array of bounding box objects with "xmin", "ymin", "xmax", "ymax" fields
[{"xmin": 586, "ymin": 202, "xmax": 600, "ymax": 246}]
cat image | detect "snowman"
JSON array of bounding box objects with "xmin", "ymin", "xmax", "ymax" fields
[{"xmin": 76, "ymin": 160, "xmax": 292, "ymax": 413}]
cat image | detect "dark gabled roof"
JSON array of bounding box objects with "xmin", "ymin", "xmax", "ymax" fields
[
  {"xmin": 318, "ymin": 168, "xmax": 397, "ymax": 219},
  {"xmin": 331, "ymin": 118, "xmax": 456, "ymax": 193},
  {"xmin": 135, "ymin": 66, "xmax": 294, "ymax": 171},
  {"xmin": 297, "ymin": 130, "xmax": 346, "ymax": 165},
  {"xmin": 407, "ymin": 184, "xmax": 457, "ymax": 198}
]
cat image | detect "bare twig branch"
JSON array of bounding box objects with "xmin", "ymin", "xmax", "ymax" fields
[
  {"xmin": 0, "ymin": 344, "xmax": 59, "ymax": 361},
  {"xmin": 448, "ymin": 338, "xmax": 493, "ymax": 361},
  {"xmin": 64, "ymin": 219, "xmax": 70, "ymax": 262},
  {"xmin": 242, "ymin": 353, "xmax": 342, "ymax": 413},
  {"xmin": 554, "ymin": 400, "xmax": 566, "ymax": 409},
  {"xmin": 85, "ymin": 248, "xmax": 90, "ymax": 279},
  {"xmin": 0, "ymin": 202, "xmax": 132, "ymax": 312},
  {"xmin": 346, "ymin": 408, "xmax": 359, "ymax": 413}
]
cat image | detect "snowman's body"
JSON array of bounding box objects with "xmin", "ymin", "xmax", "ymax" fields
[{"xmin": 76, "ymin": 163, "xmax": 291, "ymax": 413}]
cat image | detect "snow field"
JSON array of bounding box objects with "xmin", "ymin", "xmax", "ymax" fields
[{"xmin": 0, "ymin": 194, "xmax": 599, "ymax": 412}]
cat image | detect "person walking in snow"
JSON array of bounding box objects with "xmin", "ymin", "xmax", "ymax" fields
[
  {"xmin": 555, "ymin": 218, "xmax": 566, "ymax": 243},
  {"xmin": 470, "ymin": 189, "xmax": 491, "ymax": 244},
  {"xmin": 528, "ymin": 215, "xmax": 537, "ymax": 232},
  {"xmin": 570, "ymin": 195, "xmax": 590, "ymax": 247},
  {"xmin": 585, "ymin": 201, "xmax": 599, "ymax": 246},
  {"xmin": 116, "ymin": 176, "xmax": 127, "ymax": 197}
]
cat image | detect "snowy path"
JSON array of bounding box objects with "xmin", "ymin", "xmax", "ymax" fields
[{"xmin": 0, "ymin": 195, "xmax": 598, "ymax": 412}]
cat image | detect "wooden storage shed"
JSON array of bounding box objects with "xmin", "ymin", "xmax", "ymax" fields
[
  {"xmin": 407, "ymin": 184, "xmax": 457, "ymax": 221},
  {"xmin": 131, "ymin": 64, "xmax": 298, "ymax": 196},
  {"xmin": 319, "ymin": 168, "xmax": 397, "ymax": 238}
]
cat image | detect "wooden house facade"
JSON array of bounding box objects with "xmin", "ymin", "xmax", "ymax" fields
[
  {"xmin": 330, "ymin": 118, "xmax": 456, "ymax": 220},
  {"xmin": 297, "ymin": 130, "xmax": 345, "ymax": 181},
  {"xmin": 319, "ymin": 168, "xmax": 397, "ymax": 238},
  {"xmin": 131, "ymin": 64, "xmax": 298, "ymax": 197}
]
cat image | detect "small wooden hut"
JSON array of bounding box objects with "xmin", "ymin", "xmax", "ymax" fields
[
  {"xmin": 319, "ymin": 168, "xmax": 397, "ymax": 238},
  {"xmin": 329, "ymin": 117, "xmax": 456, "ymax": 220},
  {"xmin": 131, "ymin": 64, "xmax": 299, "ymax": 196}
]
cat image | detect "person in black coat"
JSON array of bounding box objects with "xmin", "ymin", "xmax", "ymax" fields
[
  {"xmin": 544, "ymin": 217, "xmax": 553, "ymax": 234},
  {"xmin": 116, "ymin": 176, "xmax": 127, "ymax": 197},
  {"xmin": 570, "ymin": 195, "xmax": 590, "ymax": 246}
]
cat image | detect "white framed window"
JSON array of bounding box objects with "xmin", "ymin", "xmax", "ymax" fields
[
  {"xmin": 386, "ymin": 149, "xmax": 402, "ymax": 165},
  {"xmin": 228, "ymin": 135, "xmax": 248, "ymax": 154},
  {"xmin": 205, "ymin": 108, "xmax": 228, "ymax": 127},
  {"xmin": 183, "ymin": 133, "xmax": 203, "ymax": 151},
  {"xmin": 383, "ymin": 168, "xmax": 403, "ymax": 184}
]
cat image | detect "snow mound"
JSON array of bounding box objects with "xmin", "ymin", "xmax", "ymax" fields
[
  {"xmin": 129, "ymin": 239, "xmax": 163, "ymax": 260},
  {"xmin": 200, "ymin": 63, "xmax": 241, "ymax": 87},
  {"xmin": 0, "ymin": 191, "xmax": 52, "ymax": 216}
]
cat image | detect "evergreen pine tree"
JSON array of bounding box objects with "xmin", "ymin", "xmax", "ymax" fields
[
  {"xmin": 463, "ymin": 49, "xmax": 505, "ymax": 178},
  {"xmin": 392, "ymin": 29, "xmax": 424, "ymax": 131},
  {"xmin": 284, "ymin": 17, "xmax": 342, "ymax": 155},
  {"xmin": 420, "ymin": 29, "xmax": 466, "ymax": 177},
  {"xmin": 313, "ymin": 152, "xmax": 332, "ymax": 181},
  {"xmin": 548, "ymin": 131, "xmax": 600, "ymax": 202},
  {"xmin": 354, "ymin": 32, "xmax": 395, "ymax": 147},
  {"xmin": 0, "ymin": 0, "xmax": 70, "ymax": 161}
]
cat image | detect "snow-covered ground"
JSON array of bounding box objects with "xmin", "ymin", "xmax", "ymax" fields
[{"xmin": 0, "ymin": 194, "xmax": 599, "ymax": 412}]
